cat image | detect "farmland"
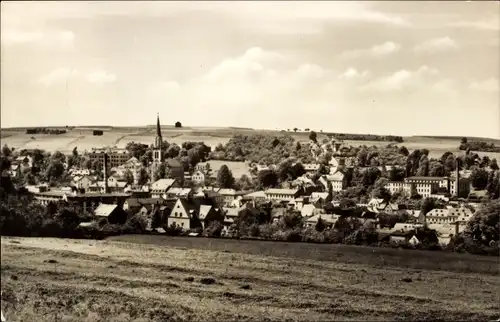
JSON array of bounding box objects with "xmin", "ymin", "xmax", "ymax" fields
[
  {"xmin": 1, "ymin": 236, "xmax": 499, "ymax": 322},
  {"xmin": 2, "ymin": 126, "xmax": 500, "ymax": 161}
]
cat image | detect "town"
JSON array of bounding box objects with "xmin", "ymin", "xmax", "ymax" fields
[{"xmin": 1, "ymin": 114, "xmax": 498, "ymax": 255}]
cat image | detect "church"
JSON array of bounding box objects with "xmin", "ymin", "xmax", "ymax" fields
[{"xmin": 150, "ymin": 114, "xmax": 184, "ymax": 184}]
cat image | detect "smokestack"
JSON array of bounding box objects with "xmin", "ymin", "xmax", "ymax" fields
[
  {"xmin": 103, "ymin": 153, "xmax": 109, "ymax": 194},
  {"xmin": 455, "ymin": 158, "xmax": 460, "ymax": 198}
]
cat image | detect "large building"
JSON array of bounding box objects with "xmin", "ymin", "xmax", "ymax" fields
[{"xmin": 88, "ymin": 148, "xmax": 129, "ymax": 168}]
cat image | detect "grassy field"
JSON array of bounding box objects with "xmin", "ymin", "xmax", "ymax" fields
[
  {"xmin": 1, "ymin": 236, "xmax": 499, "ymax": 322},
  {"xmin": 1, "ymin": 127, "xmax": 500, "ymax": 160}
]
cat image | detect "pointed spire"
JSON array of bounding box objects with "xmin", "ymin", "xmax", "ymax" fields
[{"xmin": 156, "ymin": 113, "xmax": 162, "ymax": 138}]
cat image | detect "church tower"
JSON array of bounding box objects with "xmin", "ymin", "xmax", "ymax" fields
[
  {"xmin": 153, "ymin": 113, "xmax": 163, "ymax": 163},
  {"xmin": 151, "ymin": 113, "xmax": 163, "ymax": 182}
]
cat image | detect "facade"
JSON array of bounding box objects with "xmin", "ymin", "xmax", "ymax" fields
[
  {"xmin": 168, "ymin": 198, "xmax": 192, "ymax": 229},
  {"xmin": 87, "ymin": 176, "xmax": 128, "ymax": 193},
  {"xmin": 303, "ymin": 163, "xmax": 320, "ymax": 173},
  {"xmin": 151, "ymin": 179, "xmax": 177, "ymax": 198},
  {"xmin": 218, "ymin": 189, "xmax": 248, "ymax": 207},
  {"xmin": 191, "ymin": 170, "xmax": 206, "ymax": 185},
  {"xmin": 425, "ymin": 206, "xmax": 473, "ymax": 225},
  {"xmin": 264, "ymin": 189, "xmax": 300, "ymax": 202},
  {"xmin": 89, "ymin": 148, "xmax": 129, "ymax": 169}
]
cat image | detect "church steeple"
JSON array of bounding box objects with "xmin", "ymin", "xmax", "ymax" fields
[
  {"xmin": 155, "ymin": 113, "xmax": 163, "ymax": 148},
  {"xmin": 153, "ymin": 113, "xmax": 163, "ymax": 165}
]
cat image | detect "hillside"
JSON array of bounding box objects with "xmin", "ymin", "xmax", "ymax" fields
[
  {"xmin": 1, "ymin": 126, "xmax": 500, "ymax": 160},
  {"xmin": 1, "ymin": 236, "xmax": 499, "ymax": 322}
]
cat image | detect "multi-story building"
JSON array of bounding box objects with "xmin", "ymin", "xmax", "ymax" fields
[
  {"xmin": 89, "ymin": 148, "xmax": 129, "ymax": 168},
  {"xmin": 264, "ymin": 188, "xmax": 300, "ymax": 202}
]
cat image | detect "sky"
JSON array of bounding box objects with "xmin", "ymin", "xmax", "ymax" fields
[{"xmin": 1, "ymin": 1, "xmax": 499, "ymax": 138}]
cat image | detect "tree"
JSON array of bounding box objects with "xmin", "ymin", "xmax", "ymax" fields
[
  {"xmin": 293, "ymin": 128, "xmax": 298, "ymax": 132},
  {"xmin": 486, "ymin": 171, "xmax": 499, "ymax": 199},
  {"xmin": 388, "ymin": 167, "xmax": 405, "ymax": 181},
  {"xmin": 309, "ymin": 131, "xmax": 317, "ymax": 143},
  {"xmin": 315, "ymin": 217, "xmax": 326, "ymax": 232},
  {"xmin": 464, "ymin": 201, "xmax": 499, "ymax": 246},
  {"xmin": 420, "ymin": 198, "xmax": 440, "ymax": 216},
  {"xmin": 371, "ymin": 178, "xmax": 391, "ymax": 201},
  {"xmin": 166, "ymin": 144, "xmax": 181, "ymax": 158},
  {"xmin": 175, "ymin": 121, "xmax": 182, "ymax": 128},
  {"xmin": 429, "ymin": 161, "xmax": 445, "ymax": 177},
  {"xmin": 416, "ymin": 156, "xmax": 429, "ymax": 176},
  {"xmin": 124, "ymin": 170, "xmax": 135, "ymax": 185},
  {"xmin": 296, "ymin": 142, "xmax": 301, "ymax": 151},
  {"xmin": 45, "ymin": 161, "xmax": 65, "ymax": 182},
  {"xmin": 125, "ymin": 142, "xmax": 148, "ymax": 159},
  {"xmin": 470, "ymin": 168, "xmax": 489, "ymax": 190},
  {"xmin": 490, "ymin": 159, "xmax": 499, "ymax": 171},
  {"xmin": 258, "ymin": 169, "xmax": 278, "ymax": 188},
  {"xmin": 399, "ymin": 146, "xmax": 409, "ymax": 156},
  {"xmin": 217, "ymin": 165, "xmax": 235, "ymax": 188},
  {"xmin": 2, "ymin": 144, "xmax": 12, "ymax": 157},
  {"xmin": 361, "ymin": 167, "xmax": 381, "ymax": 188},
  {"xmin": 236, "ymin": 174, "xmax": 254, "ymax": 191},
  {"xmin": 137, "ymin": 167, "xmax": 149, "ymax": 186},
  {"xmin": 461, "ymin": 137, "xmax": 468, "ymax": 144},
  {"xmin": 480, "ymin": 156, "xmax": 491, "ymax": 168}
]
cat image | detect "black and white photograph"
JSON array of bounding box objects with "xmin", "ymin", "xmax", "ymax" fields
[{"xmin": 1, "ymin": 1, "xmax": 499, "ymax": 321}]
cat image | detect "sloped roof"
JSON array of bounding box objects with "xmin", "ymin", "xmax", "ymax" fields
[
  {"xmin": 326, "ymin": 171, "xmax": 344, "ymax": 181},
  {"xmin": 94, "ymin": 204, "xmax": 118, "ymax": 217},
  {"xmin": 152, "ymin": 179, "xmax": 176, "ymax": 190},
  {"xmin": 301, "ymin": 204, "xmax": 316, "ymax": 217},
  {"xmin": 244, "ymin": 191, "xmax": 266, "ymax": 198},
  {"xmin": 199, "ymin": 205, "xmax": 212, "ymax": 220},
  {"xmin": 265, "ymin": 188, "xmax": 298, "ymax": 195},
  {"xmin": 165, "ymin": 158, "xmax": 182, "ymax": 168}
]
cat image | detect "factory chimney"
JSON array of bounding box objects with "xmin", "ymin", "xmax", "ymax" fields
[
  {"xmin": 103, "ymin": 153, "xmax": 109, "ymax": 194},
  {"xmin": 455, "ymin": 157, "xmax": 460, "ymax": 198}
]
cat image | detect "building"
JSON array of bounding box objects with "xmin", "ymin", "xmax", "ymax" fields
[
  {"xmin": 264, "ymin": 189, "xmax": 300, "ymax": 202},
  {"xmin": 164, "ymin": 187, "xmax": 192, "ymax": 199},
  {"xmin": 115, "ymin": 157, "xmax": 143, "ymax": 185},
  {"xmin": 302, "ymin": 163, "xmax": 321, "ymax": 173},
  {"xmin": 319, "ymin": 171, "xmax": 345, "ymax": 192},
  {"xmin": 88, "ymin": 148, "xmax": 129, "ymax": 169},
  {"xmin": 87, "ymin": 176, "xmax": 128, "ymax": 194},
  {"xmin": 94, "ymin": 203, "xmax": 127, "ymax": 225},
  {"xmin": 151, "ymin": 179, "xmax": 177, "ymax": 198},
  {"xmin": 191, "ymin": 170, "xmax": 206, "ymax": 185},
  {"xmin": 72, "ymin": 174, "xmax": 96, "ymax": 191},
  {"xmin": 164, "ymin": 159, "xmax": 185, "ymax": 183},
  {"xmin": 218, "ymin": 189, "xmax": 249, "ymax": 207},
  {"xmin": 151, "ymin": 113, "xmax": 164, "ymax": 182},
  {"xmin": 168, "ymin": 198, "xmax": 193, "ymax": 230},
  {"xmin": 424, "ymin": 206, "xmax": 473, "ymax": 225}
]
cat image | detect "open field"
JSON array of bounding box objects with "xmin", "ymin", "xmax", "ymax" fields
[
  {"xmin": 1, "ymin": 127, "xmax": 500, "ymax": 160},
  {"xmin": 1, "ymin": 236, "xmax": 499, "ymax": 322}
]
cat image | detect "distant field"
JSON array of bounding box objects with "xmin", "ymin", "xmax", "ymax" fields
[
  {"xmin": 1, "ymin": 127, "xmax": 499, "ymax": 160},
  {"xmin": 205, "ymin": 160, "xmax": 251, "ymax": 178},
  {"xmin": 1, "ymin": 236, "xmax": 499, "ymax": 322}
]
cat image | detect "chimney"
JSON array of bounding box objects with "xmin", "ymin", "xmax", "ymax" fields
[
  {"xmin": 103, "ymin": 153, "xmax": 109, "ymax": 194},
  {"xmin": 455, "ymin": 158, "xmax": 460, "ymax": 198}
]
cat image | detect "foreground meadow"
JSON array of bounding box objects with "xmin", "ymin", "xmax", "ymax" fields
[{"xmin": 1, "ymin": 237, "xmax": 499, "ymax": 322}]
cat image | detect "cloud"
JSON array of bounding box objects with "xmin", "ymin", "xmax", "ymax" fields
[
  {"xmin": 469, "ymin": 78, "xmax": 499, "ymax": 92},
  {"xmin": 38, "ymin": 68, "xmax": 78, "ymax": 87},
  {"xmin": 359, "ymin": 65, "xmax": 439, "ymax": 92},
  {"xmin": 414, "ymin": 37, "xmax": 458, "ymax": 54},
  {"xmin": 38, "ymin": 69, "xmax": 116, "ymax": 86},
  {"xmin": 340, "ymin": 41, "xmax": 401, "ymax": 59},
  {"xmin": 447, "ymin": 19, "xmax": 500, "ymax": 31},
  {"xmin": 338, "ymin": 68, "xmax": 370, "ymax": 80},
  {"xmin": 85, "ymin": 70, "xmax": 117, "ymax": 84},
  {"xmin": 1, "ymin": 29, "xmax": 74, "ymax": 47}
]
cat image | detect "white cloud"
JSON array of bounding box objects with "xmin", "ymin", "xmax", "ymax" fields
[
  {"xmin": 447, "ymin": 19, "xmax": 500, "ymax": 31},
  {"xmin": 359, "ymin": 65, "xmax": 439, "ymax": 92},
  {"xmin": 414, "ymin": 37, "xmax": 458, "ymax": 54},
  {"xmin": 39, "ymin": 68, "xmax": 78, "ymax": 87},
  {"xmin": 340, "ymin": 41, "xmax": 401, "ymax": 59},
  {"xmin": 38, "ymin": 68, "xmax": 116, "ymax": 86},
  {"xmin": 1, "ymin": 29, "xmax": 74, "ymax": 47},
  {"xmin": 469, "ymin": 78, "xmax": 499, "ymax": 92},
  {"xmin": 85, "ymin": 70, "xmax": 117, "ymax": 84},
  {"xmin": 338, "ymin": 68, "xmax": 370, "ymax": 80}
]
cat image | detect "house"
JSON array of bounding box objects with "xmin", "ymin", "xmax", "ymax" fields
[
  {"xmin": 94, "ymin": 203, "xmax": 127, "ymax": 224},
  {"xmin": 87, "ymin": 177, "xmax": 128, "ymax": 193},
  {"xmin": 218, "ymin": 189, "xmax": 249, "ymax": 207},
  {"xmin": 301, "ymin": 204, "xmax": 323, "ymax": 218},
  {"xmin": 192, "ymin": 170, "xmax": 206, "ymax": 185},
  {"xmin": 366, "ymin": 198, "xmax": 399, "ymax": 214},
  {"xmin": 424, "ymin": 206, "xmax": 473, "ymax": 225},
  {"xmin": 194, "ymin": 162, "xmax": 211, "ymax": 173},
  {"xmin": 223, "ymin": 207, "xmax": 243, "ymax": 230},
  {"xmin": 151, "ymin": 179, "xmax": 177, "ymax": 198},
  {"xmin": 305, "ymin": 214, "xmax": 338, "ymax": 228},
  {"xmin": 164, "ymin": 158, "xmax": 185, "ymax": 183},
  {"xmin": 198, "ymin": 205, "xmax": 224, "ymax": 229},
  {"xmin": 168, "ymin": 198, "xmax": 193, "ymax": 230},
  {"xmin": 164, "ymin": 187, "xmax": 192, "ymax": 199},
  {"xmin": 72, "ymin": 174, "xmax": 96, "ymax": 192},
  {"xmin": 242, "ymin": 190, "xmax": 267, "ymax": 202},
  {"xmin": 265, "ymin": 189, "xmax": 300, "ymax": 202},
  {"xmin": 318, "ymin": 171, "xmax": 345, "ymax": 192},
  {"xmin": 89, "ymin": 148, "xmax": 130, "ymax": 168},
  {"xmin": 303, "ymin": 163, "xmax": 321, "ymax": 173},
  {"xmin": 123, "ymin": 197, "xmax": 174, "ymax": 214}
]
